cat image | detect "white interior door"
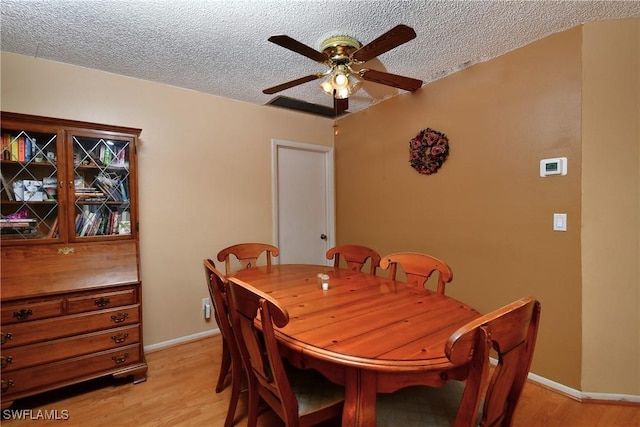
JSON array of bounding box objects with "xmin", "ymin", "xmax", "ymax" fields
[{"xmin": 272, "ymin": 139, "xmax": 334, "ymax": 265}]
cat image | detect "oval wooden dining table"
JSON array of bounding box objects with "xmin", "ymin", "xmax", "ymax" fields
[{"xmin": 230, "ymin": 264, "xmax": 481, "ymax": 427}]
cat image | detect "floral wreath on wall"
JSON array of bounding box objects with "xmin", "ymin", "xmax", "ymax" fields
[{"xmin": 409, "ymin": 128, "xmax": 450, "ymax": 175}]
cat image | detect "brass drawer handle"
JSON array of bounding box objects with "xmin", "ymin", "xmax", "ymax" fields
[
  {"xmin": 111, "ymin": 333, "xmax": 129, "ymax": 344},
  {"xmin": 1, "ymin": 332, "xmax": 12, "ymax": 345},
  {"xmin": 1, "ymin": 380, "xmax": 14, "ymax": 392},
  {"xmin": 111, "ymin": 352, "xmax": 129, "ymax": 364},
  {"xmin": 110, "ymin": 313, "xmax": 129, "ymax": 324},
  {"xmin": 57, "ymin": 247, "xmax": 75, "ymax": 255},
  {"xmin": 94, "ymin": 297, "xmax": 111, "ymax": 308},
  {"xmin": 13, "ymin": 309, "xmax": 33, "ymax": 321},
  {"xmin": 1, "ymin": 356, "xmax": 13, "ymax": 369}
]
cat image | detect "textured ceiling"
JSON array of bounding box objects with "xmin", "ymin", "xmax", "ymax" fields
[{"xmin": 2, "ymin": 0, "xmax": 639, "ymax": 117}]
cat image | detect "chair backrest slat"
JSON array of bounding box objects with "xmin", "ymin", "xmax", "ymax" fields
[
  {"xmin": 217, "ymin": 243, "xmax": 279, "ymax": 275},
  {"xmin": 326, "ymin": 244, "xmax": 381, "ymax": 275},
  {"xmin": 380, "ymin": 252, "xmax": 453, "ymax": 294}
]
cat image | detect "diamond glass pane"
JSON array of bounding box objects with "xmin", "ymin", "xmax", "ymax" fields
[
  {"xmin": 73, "ymin": 136, "xmax": 131, "ymax": 237},
  {"xmin": 1, "ymin": 130, "xmax": 59, "ymax": 240}
]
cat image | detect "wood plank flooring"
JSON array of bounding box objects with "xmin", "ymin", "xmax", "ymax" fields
[{"xmin": 2, "ymin": 334, "xmax": 638, "ymax": 426}]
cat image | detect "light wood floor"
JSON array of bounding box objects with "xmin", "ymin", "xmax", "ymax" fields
[{"xmin": 2, "ymin": 334, "xmax": 638, "ymax": 426}]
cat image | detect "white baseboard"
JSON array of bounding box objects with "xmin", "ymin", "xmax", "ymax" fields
[
  {"xmin": 491, "ymin": 357, "xmax": 640, "ymax": 404},
  {"xmin": 143, "ymin": 328, "xmax": 220, "ymax": 353}
]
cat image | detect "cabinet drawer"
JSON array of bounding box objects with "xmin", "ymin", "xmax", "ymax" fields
[
  {"xmin": 1, "ymin": 305, "xmax": 140, "ymax": 349},
  {"xmin": 1, "ymin": 344, "xmax": 141, "ymax": 398},
  {"xmin": 67, "ymin": 287, "xmax": 137, "ymax": 314},
  {"xmin": 1, "ymin": 298, "xmax": 64, "ymax": 325},
  {"xmin": 1, "ymin": 324, "xmax": 140, "ymax": 373}
]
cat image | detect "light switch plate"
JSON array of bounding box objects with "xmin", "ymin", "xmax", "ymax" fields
[{"xmin": 553, "ymin": 213, "xmax": 567, "ymax": 231}]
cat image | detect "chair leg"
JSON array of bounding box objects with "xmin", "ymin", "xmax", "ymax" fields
[
  {"xmin": 223, "ymin": 357, "xmax": 243, "ymax": 427},
  {"xmin": 246, "ymin": 377, "xmax": 260, "ymax": 427},
  {"xmin": 216, "ymin": 337, "xmax": 232, "ymax": 393}
]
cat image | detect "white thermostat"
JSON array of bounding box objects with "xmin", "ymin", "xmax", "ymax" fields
[{"xmin": 540, "ymin": 157, "xmax": 567, "ymax": 177}]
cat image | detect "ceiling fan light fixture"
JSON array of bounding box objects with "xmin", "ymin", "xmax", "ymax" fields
[{"xmin": 320, "ymin": 65, "xmax": 362, "ymax": 99}]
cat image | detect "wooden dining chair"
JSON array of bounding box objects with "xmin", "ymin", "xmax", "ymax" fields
[
  {"xmin": 326, "ymin": 244, "xmax": 381, "ymax": 275},
  {"xmin": 226, "ymin": 276, "xmax": 345, "ymax": 427},
  {"xmin": 379, "ymin": 252, "xmax": 453, "ymax": 294},
  {"xmin": 217, "ymin": 243, "xmax": 280, "ymax": 275},
  {"xmin": 376, "ymin": 296, "xmax": 541, "ymax": 427},
  {"xmin": 203, "ymin": 259, "xmax": 243, "ymax": 427}
]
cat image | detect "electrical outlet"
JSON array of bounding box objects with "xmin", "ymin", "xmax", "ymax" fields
[{"xmin": 202, "ymin": 297, "xmax": 211, "ymax": 319}]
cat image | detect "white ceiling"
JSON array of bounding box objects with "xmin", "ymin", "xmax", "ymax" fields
[{"xmin": 2, "ymin": 0, "xmax": 639, "ymax": 116}]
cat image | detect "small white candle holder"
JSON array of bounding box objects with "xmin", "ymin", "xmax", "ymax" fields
[{"xmin": 317, "ymin": 273, "xmax": 330, "ymax": 290}]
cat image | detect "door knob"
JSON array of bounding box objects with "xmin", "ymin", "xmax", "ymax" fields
[{"xmin": 320, "ymin": 234, "xmax": 327, "ymax": 240}]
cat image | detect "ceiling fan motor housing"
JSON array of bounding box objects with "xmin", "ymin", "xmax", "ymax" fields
[{"xmin": 321, "ymin": 35, "xmax": 362, "ymax": 64}]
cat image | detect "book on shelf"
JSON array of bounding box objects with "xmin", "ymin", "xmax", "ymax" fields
[
  {"xmin": 22, "ymin": 180, "xmax": 45, "ymax": 201},
  {"xmin": 118, "ymin": 220, "xmax": 131, "ymax": 235},
  {"xmin": 86, "ymin": 213, "xmax": 101, "ymax": 236},
  {"xmin": 109, "ymin": 211, "xmax": 120, "ymax": 235},
  {"xmin": 0, "ymin": 218, "xmax": 37, "ymax": 229},
  {"xmin": 0, "ymin": 172, "xmax": 13, "ymax": 201},
  {"xmin": 118, "ymin": 210, "xmax": 131, "ymax": 235},
  {"xmin": 24, "ymin": 136, "xmax": 32, "ymax": 162},
  {"xmin": 47, "ymin": 217, "xmax": 59, "ymax": 238},
  {"xmin": 75, "ymin": 187, "xmax": 104, "ymax": 199},
  {"xmin": 79, "ymin": 211, "xmax": 96, "ymax": 236},
  {"xmin": 95, "ymin": 173, "xmax": 126, "ymax": 201},
  {"xmin": 2, "ymin": 134, "xmax": 9, "ymax": 160},
  {"xmin": 18, "ymin": 136, "xmax": 25, "ymax": 162},
  {"xmin": 94, "ymin": 180, "xmax": 120, "ymax": 201},
  {"xmin": 1, "ymin": 133, "xmax": 8, "ymax": 160},
  {"xmin": 75, "ymin": 213, "xmax": 82, "ymax": 234},
  {"xmin": 115, "ymin": 147, "xmax": 127, "ymax": 167},
  {"xmin": 10, "ymin": 135, "xmax": 19, "ymax": 161},
  {"xmin": 119, "ymin": 178, "xmax": 128, "ymax": 202},
  {"xmin": 99, "ymin": 144, "xmax": 114, "ymax": 166}
]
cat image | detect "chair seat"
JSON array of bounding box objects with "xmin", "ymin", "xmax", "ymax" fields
[
  {"xmin": 376, "ymin": 382, "xmax": 466, "ymax": 427},
  {"xmin": 375, "ymin": 297, "xmax": 541, "ymax": 427},
  {"xmin": 286, "ymin": 362, "xmax": 345, "ymax": 417}
]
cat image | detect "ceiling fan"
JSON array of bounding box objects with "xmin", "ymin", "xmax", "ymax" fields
[{"xmin": 263, "ymin": 24, "xmax": 423, "ymax": 116}]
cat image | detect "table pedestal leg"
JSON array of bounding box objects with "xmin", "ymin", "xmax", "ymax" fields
[{"xmin": 342, "ymin": 368, "xmax": 377, "ymax": 427}]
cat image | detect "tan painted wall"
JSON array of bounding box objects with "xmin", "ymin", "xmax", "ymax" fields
[
  {"xmin": 582, "ymin": 19, "xmax": 640, "ymax": 395},
  {"xmin": 334, "ymin": 20, "xmax": 640, "ymax": 394},
  {"xmin": 334, "ymin": 29, "xmax": 584, "ymax": 388},
  {"xmin": 0, "ymin": 52, "xmax": 334, "ymax": 346}
]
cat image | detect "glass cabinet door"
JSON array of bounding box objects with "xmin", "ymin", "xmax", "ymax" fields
[
  {"xmin": 72, "ymin": 133, "xmax": 132, "ymax": 239},
  {"xmin": 1, "ymin": 130, "xmax": 61, "ymax": 241}
]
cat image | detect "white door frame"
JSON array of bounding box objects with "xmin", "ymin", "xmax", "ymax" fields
[{"xmin": 271, "ymin": 139, "xmax": 335, "ymax": 265}]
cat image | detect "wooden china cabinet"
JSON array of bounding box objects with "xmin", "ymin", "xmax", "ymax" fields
[{"xmin": 0, "ymin": 112, "xmax": 147, "ymax": 408}]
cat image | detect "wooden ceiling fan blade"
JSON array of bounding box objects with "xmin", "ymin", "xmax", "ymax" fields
[
  {"xmin": 352, "ymin": 25, "xmax": 417, "ymax": 63},
  {"xmin": 268, "ymin": 35, "xmax": 328, "ymax": 63},
  {"xmin": 334, "ymin": 97, "xmax": 348, "ymax": 114},
  {"xmin": 263, "ymin": 74, "xmax": 323, "ymax": 95},
  {"xmin": 361, "ymin": 69, "xmax": 423, "ymax": 92}
]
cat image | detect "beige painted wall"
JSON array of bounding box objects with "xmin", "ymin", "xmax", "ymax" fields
[
  {"xmin": 0, "ymin": 52, "xmax": 334, "ymax": 346},
  {"xmin": 581, "ymin": 19, "xmax": 640, "ymax": 395},
  {"xmin": 335, "ymin": 20, "xmax": 640, "ymax": 395}
]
